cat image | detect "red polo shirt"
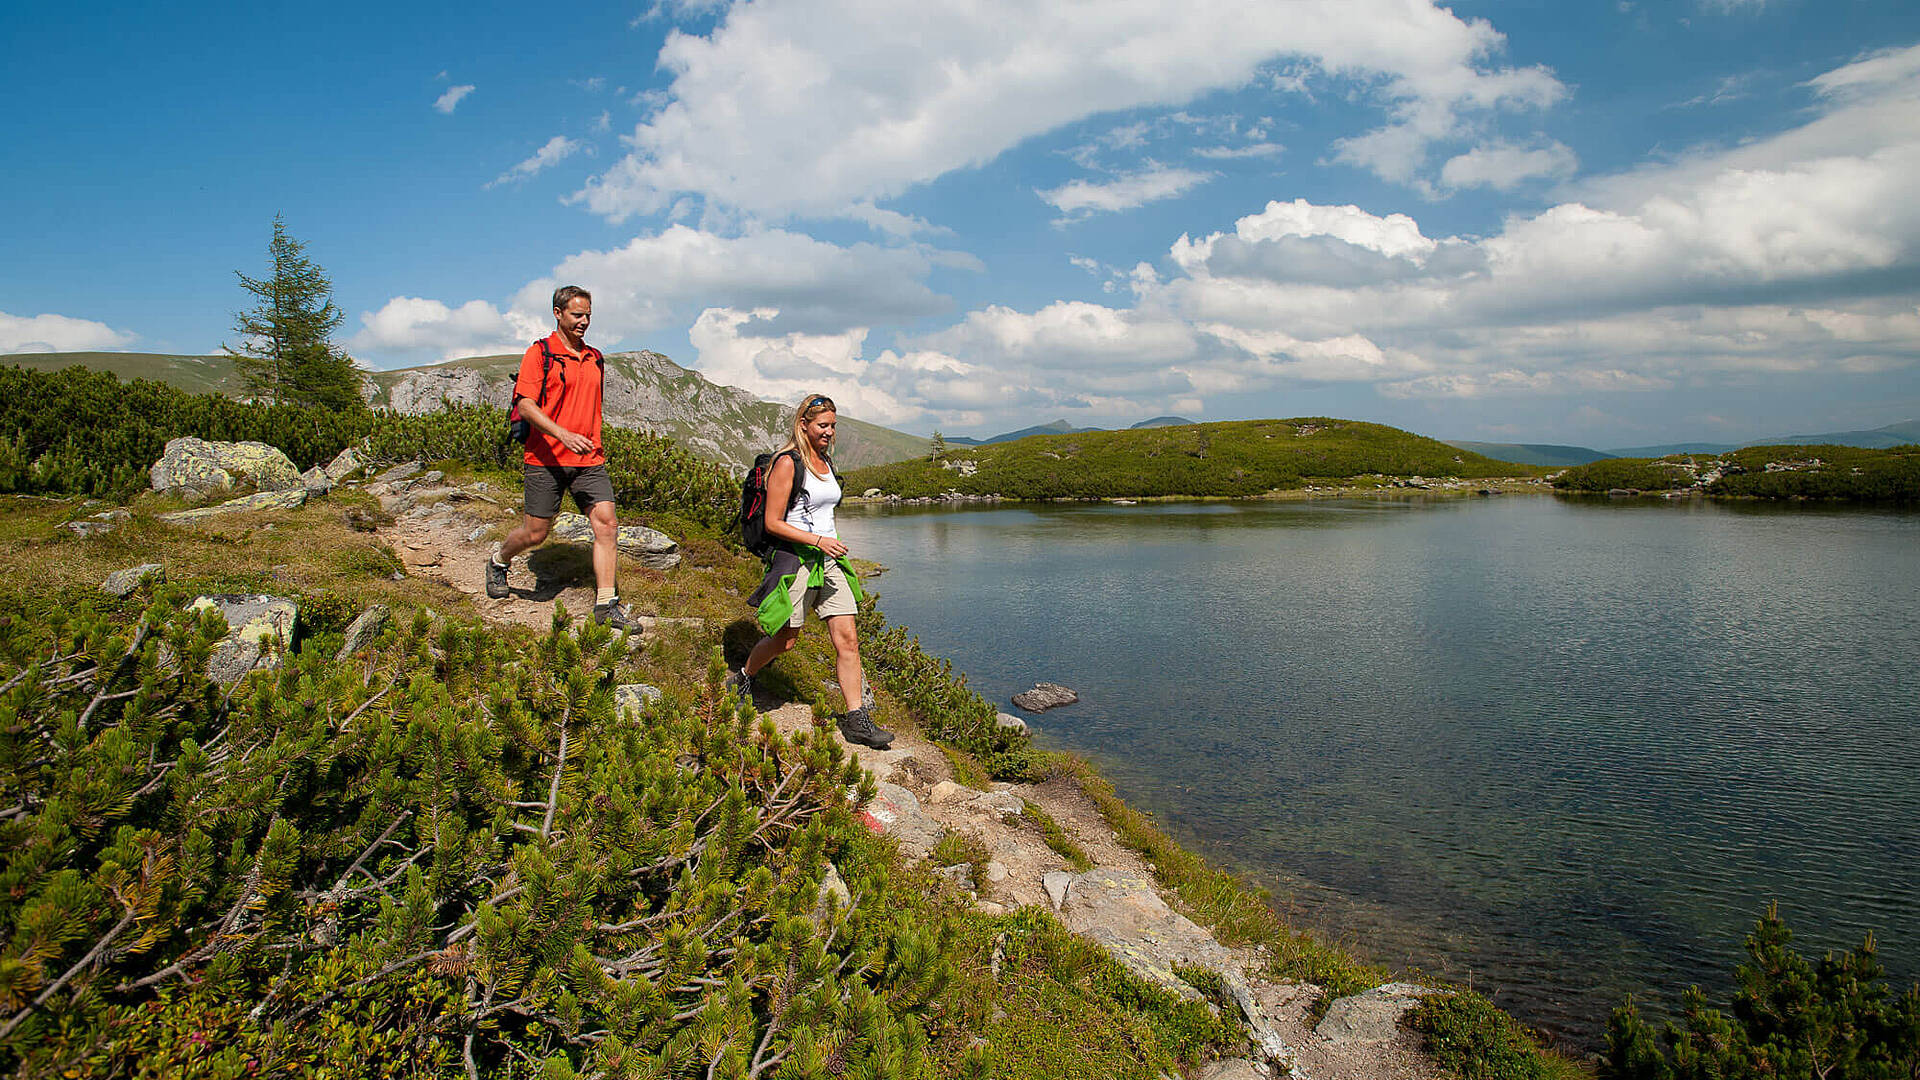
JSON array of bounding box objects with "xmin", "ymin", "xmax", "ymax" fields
[{"xmin": 513, "ymin": 332, "xmax": 606, "ymax": 467}]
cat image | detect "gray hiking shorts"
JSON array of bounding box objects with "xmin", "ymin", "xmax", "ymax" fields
[{"xmin": 523, "ymin": 463, "xmax": 615, "ymax": 518}]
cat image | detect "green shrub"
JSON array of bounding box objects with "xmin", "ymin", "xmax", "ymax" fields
[
  {"xmin": 1408, "ymin": 990, "xmax": 1554, "ymax": 1080},
  {"xmin": 1604, "ymin": 906, "xmax": 1920, "ymax": 1080},
  {"xmin": 1551, "ymin": 457, "xmax": 1694, "ymax": 492}
]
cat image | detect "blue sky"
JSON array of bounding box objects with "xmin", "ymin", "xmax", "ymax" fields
[{"xmin": 4, "ymin": 0, "xmax": 1918, "ymax": 446}]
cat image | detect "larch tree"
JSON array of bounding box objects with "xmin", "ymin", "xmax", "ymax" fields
[{"xmin": 226, "ymin": 215, "xmax": 365, "ymax": 411}]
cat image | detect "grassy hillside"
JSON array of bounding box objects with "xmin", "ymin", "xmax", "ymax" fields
[
  {"xmin": 1552, "ymin": 443, "xmax": 1920, "ymax": 501},
  {"xmin": 847, "ymin": 417, "xmax": 1539, "ymax": 499},
  {"xmin": 5, "ymin": 351, "xmax": 245, "ymax": 395}
]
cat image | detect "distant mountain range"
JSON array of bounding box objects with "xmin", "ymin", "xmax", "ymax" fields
[
  {"xmin": 3, "ymin": 349, "xmax": 928, "ymax": 470},
  {"xmin": 1450, "ymin": 420, "xmax": 1920, "ymax": 466},
  {"xmin": 944, "ymin": 415, "xmax": 1197, "ymax": 446}
]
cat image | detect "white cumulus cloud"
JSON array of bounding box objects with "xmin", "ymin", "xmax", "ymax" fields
[
  {"xmin": 0, "ymin": 311, "xmax": 136, "ymax": 353},
  {"xmin": 1439, "ymin": 140, "xmax": 1578, "ymax": 191},
  {"xmin": 1038, "ymin": 165, "xmax": 1214, "ymax": 221},
  {"xmin": 349, "ymin": 298, "xmax": 542, "ymax": 366},
  {"xmin": 577, "ymin": 0, "xmax": 1566, "ymax": 221},
  {"xmin": 434, "ymin": 84, "xmax": 475, "ymax": 114}
]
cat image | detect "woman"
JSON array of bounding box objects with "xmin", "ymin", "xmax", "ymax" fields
[{"xmin": 731, "ymin": 394, "xmax": 893, "ymax": 750}]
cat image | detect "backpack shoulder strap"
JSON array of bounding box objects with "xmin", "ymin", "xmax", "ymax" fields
[{"xmin": 532, "ymin": 338, "xmax": 561, "ymax": 407}]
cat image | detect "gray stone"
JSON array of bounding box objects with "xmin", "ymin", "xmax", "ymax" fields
[
  {"xmin": 101, "ymin": 563, "xmax": 165, "ymax": 597},
  {"xmin": 149, "ymin": 436, "xmax": 302, "ymax": 499},
  {"xmin": 301, "ymin": 465, "xmax": 333, "ymax": 496},
  {"xmin": 548, "ymin": 512, "xmax": 681, "ymax": 570},
  {"xmin": 816, "ymin": 863, "xmax": 851, "ymax": 914},
  {"xmin": 1195, "ymin": 1062, "xmax": 1270, "ymax": 1080},
  {"xmin": 615, "ymin": 683, "xmax": 663, "ymax": 720},
  {"xmin": 64, "ymin": 508, "xmax": 131, "ymax": 538},
  {"xmin": 1314, "ymin": 982, "xmax": 1444, "ymax": 1044},
  {"xmin": 1042, "ymin": 871, "xmax": 1073, "ymax": 911},
  {"xmin": 978, "ymin": 790, "xmax": 1025, "ymax": 822},
  {"xmin": 1011, "ymin": 682, "xmax": 1078, "ymax": 712},
  {"xmin": 335, "ymin": 604, "xmax": 390, "ymax": 660},
  {"xmin": 375, "ymin": 461, "xmax": 423, "ymax": 483},
  {"xmin": 984, "ymin": 860, "xmax": 1009, "ymax": 883},
  {"xmin": 856, "ymin": 781, "xmax": 944, "ymax": 859},
  {"xmin": 159, "ymin": 488, "xmax": 307, "ymax": 524},
  {"xmin": 995, "ymin": 711, "xmax": 1029, "ymax": 734},
  {"xmin": 863, "ymin": 487, "xmax": 882, "ymax": 498},
  {"xmin": 190, "ymin": 594, "xmax": 297, "ymax": 685},
  {"xmin": 417, "ymin": 469, "xmax": 444, "ymax": 486},
  {"xmin": 322, "ymin": 445, "xmax": 364, "ymax": 482}
]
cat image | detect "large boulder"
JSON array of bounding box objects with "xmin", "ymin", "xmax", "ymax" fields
[
  {"xmin": 159, "ymin": 488, "xmax": 307, "ymax": 524},
  {"xmin": 150, "ymin": 437, "xmax": 302, "ymax": 499},
  {"xmin": 189, "ymin": 594, "xmax": 297, "ymax": 685},
  {"xmin": 548, "ymin": 512, "xmax": 681, "ymax": 570},
  {"xmin": 855, "ymin": 781, "xmax": 944, "ymax": 859}
]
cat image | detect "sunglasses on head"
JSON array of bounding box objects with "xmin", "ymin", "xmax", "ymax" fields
[{"xmin": 807, "ymin": 396, "xmax": 834, "ymax": 410}]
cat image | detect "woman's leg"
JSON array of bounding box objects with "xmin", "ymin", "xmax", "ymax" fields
[
  {"xmin": 744, "ymin": 626, "xmax": 801, "ymax": 676},
  {"xmin": 826, "ymin": 615, "xmax": 864, "ymax": 711}
]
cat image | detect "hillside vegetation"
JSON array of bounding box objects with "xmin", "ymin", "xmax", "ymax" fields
[
  {"xmin": 846, "ymin": 418, "xmax": 1538, "ymax": 500},
  {"xmin": 1551, "ymin": 443, "xmax": 1920, "ymax": 502}
]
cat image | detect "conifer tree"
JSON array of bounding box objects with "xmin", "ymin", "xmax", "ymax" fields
[
  {"xmin": 226, "ymin": 215, "xmax": 365, "ymax": 411},
  {"xmin": 929, "ymin": 430, "xmax": 946, "ymax": 460}
]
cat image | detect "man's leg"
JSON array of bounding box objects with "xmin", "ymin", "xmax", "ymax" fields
[
  {"xmin": 499, "ymin": 514, "xmax": 553, "ymax": 563},
  {"xmin": 588, "ymin": 499, "xmax": 619, "ymax": 596}
]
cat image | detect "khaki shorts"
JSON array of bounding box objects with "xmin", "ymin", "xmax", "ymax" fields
[
  {"xmin": 524, "ymin": 464, "xmax": 615, "ymax": 519},
  {"xmin": 786, "ymin": 558, "xmax": 857, "ymax": 628}
]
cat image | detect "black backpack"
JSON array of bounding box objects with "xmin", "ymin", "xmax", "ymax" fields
[
  {"xmin": 738, "ymin": 449, "xmax": 840, "ymax": 557},
  {"xmin": 509, "ymin": 338, "xmax": 604, "ymax": 443}
]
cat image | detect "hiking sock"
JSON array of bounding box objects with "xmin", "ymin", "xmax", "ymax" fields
[{"xmin": 596, "ymin": 587, "xmax": 618, "ymax": 606}]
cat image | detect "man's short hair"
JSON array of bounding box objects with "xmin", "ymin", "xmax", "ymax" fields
[{"xmin": 552, "ymin": 285, "xmax": 592, "ymax": 311}]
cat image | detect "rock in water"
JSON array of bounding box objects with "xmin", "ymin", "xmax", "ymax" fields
[
  {"xmin": 101, "ymin": 563, "xmax": 165, "ymax": 597},
  {"xmin": 190, "ymin": 594, "xmax": 297, "ymax": 685},
  {"xmin": 1011, "ymin": 682, "xmax": 1078, "ymax": 712},
  {"xmin": 150, "ymin": 436, "xmax": 302, "ymax": 499}
]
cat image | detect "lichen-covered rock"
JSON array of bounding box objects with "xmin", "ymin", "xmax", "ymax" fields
[
  {"xmin": 301, "ymin": 466, "xmax": 333, "ymax": 496},
  {"xmin": 322, "ymin": 445, "xmax": 364, "ymax": 482},
  {"xmin": 101, "ymin": 563, "xmax": 165, "ymax": 597},
  {"xmin": 335, "ymin": 604, "xmax": 390, "ymax": 660},
  {"xmin": 149, "ymin": 436, "xmax": 301, "ymax": 498},
  {"xmin": 159, "ymin": 488, "xmax": 307, "ymax": 523},
  {"xmin": 375, "ymin": 461, "xmax": 422, "ymax": 484},
  {"xmin": 1053, "ymin": 868, "xmax": 1235, "ymax": 999},
  {"xmin": 856, "ymin": 781, "xmax": 944, "ymax": 859},
  {"xmin": 548, "ymin": 512, "xmax": 681, "ymax": 570},
  {"xmin": 189, "ymin": 593, "xmax": 297, "ymax": 685},
  {"xmin": 1011, "ymin": 682, "xmax": 1078, "ymax": 712},
  {"xmin": 615, "ymin": 683, "xmax": 663, "ymax": 720},
  {"xmin": 64, "ymin": 509, "xmax": 131, "ymax": 538}
]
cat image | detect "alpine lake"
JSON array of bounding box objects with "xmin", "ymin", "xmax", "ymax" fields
[{"xmin": 837, "ymin": 492, "xmax": 1920, "ymax": 1050}]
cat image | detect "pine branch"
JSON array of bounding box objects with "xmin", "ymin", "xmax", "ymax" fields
[
  {"xmin": 75, "ymin": 620, "xmax": 151, "ymax": 733},
  {"xmin": 540, "ymin": 702, "xmax": 573, "ymax": 843},
  {"xmin": 0, "ymin": 910, "xmax": 136, "ymax": 1041}
]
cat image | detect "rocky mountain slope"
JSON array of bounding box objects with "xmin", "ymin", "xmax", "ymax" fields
[{"xmin": 5, "ymin": 349, "xmax": 928, "ymax": 471}]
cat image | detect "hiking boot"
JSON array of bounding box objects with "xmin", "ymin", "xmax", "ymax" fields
[
  {"xmin": 838, "ymin": 707, "xmax": 894, "ymax": 750},
  {"xmin": 593, "ymin": 598, "xmax": 636, "ymax": 632},
  {"xmin": 726, "ymin": 667, "xmax": 756, "ymax": 703},
  {"xmin": 484, "ymin": 557, "xmax": 510, "ymax": 598}
]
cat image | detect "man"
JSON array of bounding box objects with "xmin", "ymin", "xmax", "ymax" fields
[{"xmin": 484, "ymin": 285, "xmax": 634, "ymax": 630}]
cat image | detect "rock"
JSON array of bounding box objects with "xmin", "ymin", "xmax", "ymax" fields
[
  {"xmin": 375, "ymin": 461, "xmax": 423, "ymax": 484},
  {"xmin": 995, "ymin": 711, "xmax": 1029, "ymax": 734},
  {"xmin": 978, "ymin": 790, "xmax": 1025, "ymax": 822},
  {"xmin": 548, "ymin": 512, "xmax": 682, "ymax": 570},
  {"xmin": 149, "ymin": 436, "xmax": 302, "ymax": 499},
  {"xmin": 1195, "ymin": 1062, "xmax": 1270, "ymax": 1080},
  {"xmin": 1042, "ymin": 871, "xmax": 1073, "ymax": 911},
  {"xmin": 417, "ymin": 469, "xmax": 444, "ymax": 486},
  {"xmin": 615, "ymin": 683, "xmax": 664, "ymax": 719},
  {"xmin": 1314, "ymin": 982, "xmax": 1444, "ymax": 1044},
  {"xmin": 322, "ymin": 445, "xmax": 363, "ymax": 482},
  {"xmin": 301, "ymin": 465, "xmax": 333, "ymax": 496},
  {"xmin": 816, "ymin": 863, "xmax": 851, "ymax": 913},
  {"xmin": 933, "ymin": 863, "xmax": 973, "ymax": 889},
  {"xmin": 1053, "ymin": 868, "xmax": 1238, "ymax": 1000},
  {"xmin": 335, "ymin": 604, "xmax": 390, "ymax": 660},
  {"xmin": 928, "ymin": 780, "xmax": 970, "ymax": 805},
  {"xmin": 190, "ymin": 594, "xmax": 297, "ymax": 685},
  {"xmin": 1012, "ymin": 682, "xmax": 1078, "ymax": 712},
  {"xmin": 64, "ymin": 508, "xmax": 131, "ymax": 538},
  {"xmin": 159, "ymin": 488, "xmax": 307, "ymax": 523},
  {"xmin": 101, "ymin": 563, "xmax": 165, "ymax": 597},
  {"xmin": 984, "ymin": 860, "xmax": 1009, "ymax": 883},
  {"xmin": 975, "ymin": 899, "xmax": 1008, "ymax": 915},
  {"xmin": 856, "ymin": 781, "xmax": 944, "ymax": 859}
]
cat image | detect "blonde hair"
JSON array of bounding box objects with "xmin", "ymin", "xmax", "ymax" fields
[{"xmin": 777, "ymin": 393, "xmax": 838, "ymax": 460}]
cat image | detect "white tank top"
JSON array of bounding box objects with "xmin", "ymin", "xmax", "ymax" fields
[{"xmin": 783, "ymin": 455, "xmax": 841, "ymax": 540}]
